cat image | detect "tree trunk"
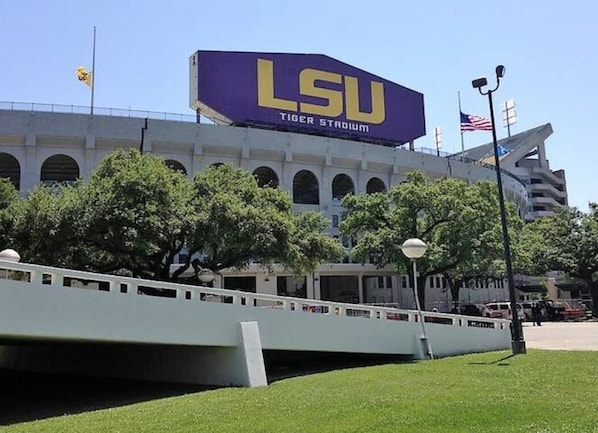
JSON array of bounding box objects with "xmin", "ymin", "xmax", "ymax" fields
[
  {"xmin": 589, "ymin": 279, "xmax": 598, "ymax": 314},
  {"xmin": 444, "ymin": 273, "xmax": 460, "ymax": 310}
]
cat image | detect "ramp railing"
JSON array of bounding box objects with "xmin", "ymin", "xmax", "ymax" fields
[{"xmin": 0, "ymin": 260, "xmax": 507, "ymax": 332}]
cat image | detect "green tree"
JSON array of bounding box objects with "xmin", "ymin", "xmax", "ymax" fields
[
  {"xmin": 440, "ymin": 181, "xmax": 524, "ymax": 305},
  {"xmin": 9, "ymin": 150, "xmax": 342, "ymax": 285},
  {"xmin": 340, "ymin": 171, "xmax": 523, "ymax": 308},
  {"xmin": 78, "ymin": 149, "xmax": 193, "ymax": 279},
  {"xmin": 184, "ymin": 164, "xmax": 343, "ymax": 277},
  {"xmin": 285, "ymin": 211, "xmax": 345, "ymax": 276},
  {"xmin": 578, "ymin": 205, "xmax": 598, "ymax": 311},
  {"xmin": 12, "ymin": 182, "xmax": 84, "ymax": 267},
  {"xmin": 519, "ymin": 205, "xmax": 598, "ymax": 312}
]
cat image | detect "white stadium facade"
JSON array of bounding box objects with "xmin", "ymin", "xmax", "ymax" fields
[{"xmin": 0, "ymin": 51, "xmax": 568, "ymax": 311}]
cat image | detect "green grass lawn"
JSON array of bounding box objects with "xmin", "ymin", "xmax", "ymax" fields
[{"xmin": 2, "ymin": 350, "xmax": 598, "ymax": 433}]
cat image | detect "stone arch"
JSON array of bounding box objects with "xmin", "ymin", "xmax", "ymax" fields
[
  {"xmin": 293, "ymin": 170, "xmax": 319, "ymax": 205},
  {"xmin": 252, "ymin": 166, "xmax": 279, "ymax": 188},
  {"xmin": 0, "ymin": 153, "xmax": 21, "ymax": 190},
  {"xmin": 40, "ymin": 154, "xmax": 79, "ymax": 184},
  {"xmin": 165, "ymin": 159, "xmax": 187, "ymax": 175},
  {"xmin": 366, "ymin": 177, "xmax": 387, "ymax": 194},
  {"xmin": 332, "ymin": 174, "xmax": 355, "ymax": 200}
]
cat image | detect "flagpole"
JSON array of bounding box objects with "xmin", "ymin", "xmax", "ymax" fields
[
  {"xmin": 90, "ymin": 26, "xmax": 96, "ymax": 115},
  {"xmin": 458, "ymin": 91, "xmax": 464, "ymax": 153}
]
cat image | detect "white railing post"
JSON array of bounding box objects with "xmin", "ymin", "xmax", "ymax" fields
[
  {"xmin": 29, "ymin": 270, "xmax": 43, "ymax": 286},
  {"xmin": 231, "ymin": 293, "xmax": 241, "ymax": 305},
  {"xmin": 52, "ymin": 272, "xmax": 63, "ymax": 287}
]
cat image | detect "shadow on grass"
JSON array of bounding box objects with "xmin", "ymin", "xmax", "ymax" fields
[
  {"xmin": 1, "ymin": 353, "xmax": 413, "ymax": 425},
  {"xmin": 468, "ymin": 353, "xmax": 519, "ymax": 366},
  {"xmin": 0, "ymin": 369, "xmax": 217, "ymax": 426},
  {"xmin": 264, "ymin": 350, "xmax": 413, "ymax": 382}
]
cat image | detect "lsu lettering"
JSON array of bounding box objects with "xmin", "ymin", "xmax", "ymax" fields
[{"xmin": 257, "ymin": 58, "xmax": 385, "ymax": 124}]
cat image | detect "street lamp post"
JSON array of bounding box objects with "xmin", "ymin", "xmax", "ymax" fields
[
  {"xmin": 0, "ymin": 249, "xmax": 21, "ymax": 263},
  {"xmin": 401, "ymin": 238, "xmax": 433, "ymax": 360},
  {"xmin": 472, "ymin": 65, "xmax": 526, "ymax": 355},
  {"xmin": 197, "ymin": 268, "xmax": 216, "ymax": 286}
]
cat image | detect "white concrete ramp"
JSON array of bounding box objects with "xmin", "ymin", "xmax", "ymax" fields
[{"xmin": 0, "ymin": 260, "xmax": 511, "ymax": 387}]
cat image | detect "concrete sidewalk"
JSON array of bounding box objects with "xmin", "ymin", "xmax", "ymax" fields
[{"xmin": 522, "ymin": 321, "xmax": 598, "ymax": 351}]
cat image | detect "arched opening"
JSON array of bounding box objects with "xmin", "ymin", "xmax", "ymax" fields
[
  {"xmin": 293, "ymin": 170, "xmax": 319, "ymax": 205},
  {"xmin": 0, "ymin": 153, "xmax": 21, "ymax": 190},
  {"xmin": 210, "ymin": 162, "xmax": 225, "ymax": 168},
  {"xmin": 165, "ymin": 159, "xmax": 187, "ymax": 175},
  {"xmin": 253, "ymin": 166, "xmax": 279, "ymax": 188},
  {"xmin": 332, "ymin": 174, "xmax": 355, "ymax": 200},
  {"xmin": 366, "ymin": 177, "xmax": 387, "ymax": 194},
  {"xmin": 40, "ymin": 154, "xmax": 79, "ymax": 184}
]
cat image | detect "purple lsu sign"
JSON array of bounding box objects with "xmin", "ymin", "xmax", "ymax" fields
[{"xmin": 189, "ymin": 50, "xmax": 425, "ymax": 145}]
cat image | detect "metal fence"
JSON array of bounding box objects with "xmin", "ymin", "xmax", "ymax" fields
[
  {"xmin": 406, "ymin": 145, "xmax": 525, "ymax": 188},
  {"xmin": 0, "ymin": 101, "xmax": 197, "ymax": 123}
]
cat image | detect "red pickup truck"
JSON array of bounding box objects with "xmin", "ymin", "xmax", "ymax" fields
[{"xmin": 541, "ymin": 300, "xmax": 586, "ymax": 321}]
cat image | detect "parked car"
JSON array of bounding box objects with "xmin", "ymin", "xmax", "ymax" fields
[
  {"xmin": 452, "ymin": 303, "xmax": 482, "ymax": 317},
  {"xmin": 485, "ymin": 302, "xmax": 525, "ymax": 321},
  {"xmin": 520, "ymin": 301, "xmax": 534, "ymax": 321},
  {"xmin": 452, "ymin": 303, "xmax": 497, "ymax": 318},
  {"xmin": 556, "ymin": 300, "xmax": 586, "ymax": 320},
  {"xmin": 537, "ymin": 300, "xmax": 586, "ymax": 321}
]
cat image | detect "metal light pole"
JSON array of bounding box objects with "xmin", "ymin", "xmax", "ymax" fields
[
  {"xmin": 472, "ymin": 66, "xmax": 526, "ymax": 355},
  {"xmin": 502, "ymin": 99, "xmax": 517, "ymax": 138},
  {"xmin": 401, "ymin": 238, "xmax": 433, "ymax": 360},
  {"xmin": 434, "ymin": 127, "xmax": 442, "ymax": 157}
]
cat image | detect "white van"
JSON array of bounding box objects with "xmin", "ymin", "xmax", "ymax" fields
[{"xmin": 485, "ymin": 302, "xmax": 525, "ymax": 321}]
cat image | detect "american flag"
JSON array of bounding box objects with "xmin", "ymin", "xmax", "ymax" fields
[{"xmin": 460, "ymin": 112, "xmax": 492, "ymax": 132}]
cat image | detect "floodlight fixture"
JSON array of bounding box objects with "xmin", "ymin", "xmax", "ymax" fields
[
  {"xmin": 472, "ymin": 77, "xmax": 488, "ymax": 89},
  {"xmin": 495, "ymin": 65, "xmax": 506, "ymax": 79}
]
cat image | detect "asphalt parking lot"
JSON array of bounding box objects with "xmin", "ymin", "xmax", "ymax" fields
[{"xmin": 522, "ymin": 320, "xmax": 598, "ymax": 351}]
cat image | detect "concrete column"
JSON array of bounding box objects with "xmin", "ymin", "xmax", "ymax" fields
[
  {"xmin": 238, "ymin": 321, "xmax": 267, "ymax": 387},
  {"xmin": 306, "ymin": 275, "xmax": 314, "ymax": 299},
  {"xmin": 83, "ymin": 135, "xmax": 96, "ymax": 182},
  {"xmin": 313, "ymin": 275, "xmax": 321, "ymax": 300},
  {"xmin": 256, "ymin": 272, "xmax": 277, "ymax": 296},
  {"xmin": 21, "ymin": 134, "xmax": 38, "ymax": 193}
]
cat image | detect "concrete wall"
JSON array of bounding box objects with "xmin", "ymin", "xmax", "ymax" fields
[{"xmin": 0, "ymin": 110, "xmax": 528, "ymax": 208}]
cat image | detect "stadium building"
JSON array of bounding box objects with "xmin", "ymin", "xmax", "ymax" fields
[
  {"xmin": 0, "ymin": 51, "xmax": 567, "ymax": 310},
  {"xmin": 458, "ymin": 123, "xmax": 567, "ymax": 221}
]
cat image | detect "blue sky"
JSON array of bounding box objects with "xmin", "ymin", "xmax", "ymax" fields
[{"xmin": 1, "ymin": 0, "xmax": 596, "ymax": 210}]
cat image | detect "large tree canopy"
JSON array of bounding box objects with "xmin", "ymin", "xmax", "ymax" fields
[
  {"xmin": 11, "ymin": 182, "xmax": 83, "ymax": 268},
  {"xmin": 439, "ymin": 180, "xmax": 524, "ymax": 303},
  {"xmin": 340, "ymin": 171, "xmax": 523, "ymax": 307},
  {"xmin": 519, "ymin": 205, "xmax": 598, "ymax": 311},
  {"xmin": 183, "ymin": 164, "xmax": 343, "ymax": 277},
  {"xmin": 7, "ymin": 149, "xmax": 342, "ymax": 283},
  {"xmin": 78, "ymin": 149, "xmax": 193, "ymax": 278}
]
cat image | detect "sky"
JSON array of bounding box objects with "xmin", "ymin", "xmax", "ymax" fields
[{"xmin": 1, "ymin": 0, "xmax": 596, "ymax": 210}]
